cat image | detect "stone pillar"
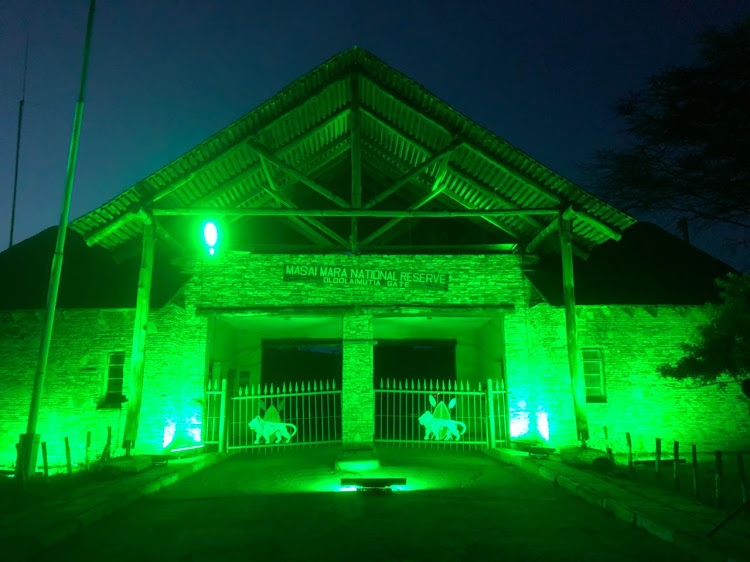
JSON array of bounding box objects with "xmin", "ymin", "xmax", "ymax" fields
[{"xmin": 341, "ymin": 312, "xmax": 374, "ymax": 447}]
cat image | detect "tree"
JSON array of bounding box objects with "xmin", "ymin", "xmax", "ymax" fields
[
  {"xmin": 588, "ymin": 17, "xmax": 750, "ymax": 237},
  {"xmin": 659, "ymin": 274, "xmax": 750, "ymax": 388}
]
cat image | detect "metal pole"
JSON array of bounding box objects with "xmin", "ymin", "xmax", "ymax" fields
[
  {"xmin": 9, "ymin": 35, "xmax": 29, "ymax": 248},
  {"xmin": 19, "ymin": 0, "xmax": 96, "ymax": 480}
]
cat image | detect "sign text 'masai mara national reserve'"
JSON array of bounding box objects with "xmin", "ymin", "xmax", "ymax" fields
[{"xmin": 283, "ymin": 264, "xmax": 449, "ymax": 291}]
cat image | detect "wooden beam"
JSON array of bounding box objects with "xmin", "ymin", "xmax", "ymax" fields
[
  {"xmin": 259, "ymin": 156, "xmax": 337, "ymax": 247},
  {"xmin": 571, "ymin": 208, "xmax": 623, "ymax": 241},
  {"xmin": 246, "ymin": 139, "xmax": 350, "ymax": 208},
  {"xmin": 363, "ymin": 139, "xmax": 462, "ymax": 209},
  {"xmin": 152, "ymin": 208, "xmax": 560, "ymax": 218},
  {"xmin": 360, "ymin": 182, "xmax": 451, "ymax": 246},
  {"xmin": 361, "ymin": 109, "xmax": 543, "ymax": 231},
  {"xmin": 350, "ymin": 73, "xmax": 362, "ymax": 252},
  {"xmin": 525, "ymin": 218, "xmax": 559, "ymax": 253},
  {"xmin": 122, "ymin": 221, "xmax": 155, "ymax": 449},
  {"xmin": 84, "ymin": 212, "xmax": 138, "ymax": 246},
  {"xmin": 192, "ymin": 108, "xmax": 351, "ymax": 208},
  {"xmin": 360, "ymin": 76, "xmax": 562, "ymax": 204},
  {"xmin": 559, "ymin": 215, "xmax": 589, "ymax": 444}
]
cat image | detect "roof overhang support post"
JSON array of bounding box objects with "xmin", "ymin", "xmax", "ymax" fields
[
  {"xmin": 122, "ymin": 216, "xmax": 155, "ymax": 453},
  {"xmin": 559, "ymin": 210, "xmax": 589, "ymax": 445},
  {"xmin": 350, "ymin": 73, "xmax": 362, "ymax": 252},
  {"xmin": 246, "ymin": 139, "xmax": 350, "ymax": 208}
]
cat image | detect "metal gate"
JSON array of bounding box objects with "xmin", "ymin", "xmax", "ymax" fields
[
  {"xmin": 204, "ymin": 379, "xmax": 342, "ymax": 451},
  {"xmin": 374, "ymin": 378, "xmax": 509, "ymax": 449}
]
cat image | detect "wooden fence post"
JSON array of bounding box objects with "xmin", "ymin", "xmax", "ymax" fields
[
  {"xmin": 218, "ymin": 378, "xmax": 228, "ymax": 453},
  {"xmin": 603, "ymin": 426, "xmax": 615, "ymax": 464},
  {"xmin": 673, "ymin": 441, "xmax": 680, "ymax": 491},
  {"xmin": 738, "ymin": 454, "xmax": 747, "ymax": 506},
  {"xmin": 85, "ymin": 430, "xmax": 92, "ymax": 471},
  {"xmin": 692, "ymin": 444, "xmax": 699, "ymax": 498},
  {"xmin": 41, "ymin": 442, "xmax": 49, "ymax": 480},
  {"xmin": 626, "ymin": 432, "xmax": 633, "ymax": 471},
  {"xmin": 64, "ymin": 437, "xmax": 73, "ymax": 476},
  {"xmin": 101, "ymin": 426, "xmax": 112, "ymax": 462},
  {"xmin": 715, "ymin": 451, "xmax": 723, "ymax": 508},
  {"xmin": 486, "ymin": 379, "xmax": 496, "ymax": 449},
  {"xmin": 655, "ymin": 437, "xmax": 661, "ymax": 478}
]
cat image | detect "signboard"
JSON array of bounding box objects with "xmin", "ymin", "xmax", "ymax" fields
[{"xmin": 283, "ymin": 264, "xmax": 449, "ymax": 291}]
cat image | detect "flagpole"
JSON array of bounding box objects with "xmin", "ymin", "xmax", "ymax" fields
[
  {"xmin": 8, "ymin": 35, "xmax": 29, "ymax": 248},
  {"xmin": 19, "ymin": 0, "xmax": 97, "ymax": 482}
]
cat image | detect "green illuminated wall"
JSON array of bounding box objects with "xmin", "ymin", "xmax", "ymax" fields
[{"xmin": 1, "ymin": 251, "xmax": 748, "ymax": 470}]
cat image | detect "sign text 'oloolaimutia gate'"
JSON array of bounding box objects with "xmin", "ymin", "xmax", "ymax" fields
[{"xmin": 283, "ymin": 264, "xmax": 450, "ymax": 290}]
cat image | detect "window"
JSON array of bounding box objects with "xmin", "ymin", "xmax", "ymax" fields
[
  {"xmin": 582, "ymin": 348, "xmax": 606, "ymax": 403},
  {"xmin": 100, "ymin": 352, "xmax": 126, "ymax": 408}
]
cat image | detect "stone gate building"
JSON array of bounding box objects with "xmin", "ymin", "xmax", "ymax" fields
[{"xmin": 1, "ymin": 47, "xmax": 747, "ymax": 471}]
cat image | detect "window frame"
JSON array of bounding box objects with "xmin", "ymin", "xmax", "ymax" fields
[
  {"xmin": 98, "ymin": 351, "xmax": 127, "ymax": 409},
  {"xmin": 582, "ymin": 348, "xmax": 606, "ymax": 403}
]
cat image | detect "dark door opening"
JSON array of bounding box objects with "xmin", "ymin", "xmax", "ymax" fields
[
  {"xmin": 373, "ymin": 339, "xmax": 456, "ymax": 386},
  {"xmin": 261, "ymin": 339, "xmax": 343, "ymax": 389}
]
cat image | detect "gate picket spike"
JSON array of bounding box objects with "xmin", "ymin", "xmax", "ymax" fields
[
  {"xmin": 326, "ymin": 380, "xmax": 330, "ymax": 390},
  {"xmin": 441, "ymin": 380, "xmax": 446, "ymax": 391},
  {"xmin": 478, "ymin": 381, "xmax": 482, "ymax": 391},
  {"xmin": 332, "ymin": 379, "xmax": 336, "ymax": 390},
  {"xmin": 412, "ymin": 378, "xmax": 415, "ymax": 390},
  {"xmin": 282, "ymin": 382, "xmax": 286, "ymax": 393},
  {"xmin": 398, "ymin": 380, "xmax": 402, "ymax": 390},
  {"xmin": 263, "ymin": 383, "xmax": 268, "ymax": 395},
  {"xmin": 429, "ymin": 379, "xmax": 434, "ymax": 391},
  {"xmin": 380, "ymin": 379, "xmax": 383, "ymax": 389}
]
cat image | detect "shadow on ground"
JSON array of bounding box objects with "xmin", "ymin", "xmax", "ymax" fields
[{"xmin": 37, "ymin": 446, "xmax": 691, "ymax": 562}]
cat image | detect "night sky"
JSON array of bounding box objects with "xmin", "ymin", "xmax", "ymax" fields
[{"xmin": 1, "ymin": 1, "xmax": 748, "ymax": 269}]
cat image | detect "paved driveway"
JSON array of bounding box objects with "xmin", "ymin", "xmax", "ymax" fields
[{"xmin": 39, "ymin": 446, "xmax": 690, "ymax": 561}]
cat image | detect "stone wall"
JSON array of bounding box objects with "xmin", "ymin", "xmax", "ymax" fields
[
  {"xmin": 2, "ymin": 251, "xmax": 746, "ymax": 469},
  {"xmin": 0, "ymin": 304, "xmax": 207, "ymax": 470},
  {"xmin": 341, "ymin": 313, "xmax": 374, "ymax": 445}
]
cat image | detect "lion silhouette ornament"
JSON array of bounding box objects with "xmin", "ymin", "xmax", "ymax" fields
[
  {"xmin": 419, "ymin": 395, "xmax": 467, "ymax": 440},
  {"xmin": 248, "ymin": 398, "xmax": 298, "ymax": 444}
]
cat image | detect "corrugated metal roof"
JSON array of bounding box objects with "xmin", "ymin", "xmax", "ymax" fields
[{"xmin": 71, "ymin": 46, "xmax": 634, "ymax": 252}]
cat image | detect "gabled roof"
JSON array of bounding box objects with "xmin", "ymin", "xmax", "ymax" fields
[{"xmin": 70, "ymin": 46, "xmax": 634, "ymax": 253}]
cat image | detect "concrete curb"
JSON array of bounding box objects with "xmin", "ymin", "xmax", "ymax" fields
[
  {"xmin": 28, "ymin": 452, "xmax": 230, "ymax": 559},
  {"xmin": 486, "ymin": 448, "xmax": 733, "ymax": 562}
]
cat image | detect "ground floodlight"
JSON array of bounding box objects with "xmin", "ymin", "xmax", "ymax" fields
[{"xmin": 339, "ymin": 477, "xmax": 407, "ymax": 492}]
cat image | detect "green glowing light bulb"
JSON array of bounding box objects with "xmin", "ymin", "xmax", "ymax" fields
[{"xmin": 203, "ymin": 222, "xmax": 218, "ymax": 254}]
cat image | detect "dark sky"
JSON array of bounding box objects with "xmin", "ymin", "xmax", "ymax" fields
[{"xmin": 1, "ymin": 0, "xmax": 749, "ymax": 269}]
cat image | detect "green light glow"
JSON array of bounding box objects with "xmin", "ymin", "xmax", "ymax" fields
[
  {"xmin": 535, "ymin": 407, "xmax": 550, "ymax": 441},
  {"xmin": 337, "ymin": 486, "xmax": 358, "ymax": 492},
  {"xmin": 203, "ymin": 221, "xmax": 218, "ymax": 255},
  {"xmin": 163, "ymin": 419, "xmax": 176, "ymax": 448},
  {"xmin": 171, "ymin": 444, "xmax": 204, "ymax": 453}
]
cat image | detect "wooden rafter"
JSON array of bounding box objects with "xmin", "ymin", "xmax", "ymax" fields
[
  {"xmin": 361, "ymin": 107, "xmax": 543, "ymax": 234},
  {"xmin": 363, "ymin": 139, "xmax": 462, "ymax": 209},
  {"xmin": 190, "ymin": 108, "xmax": 350, "ymax": 208},
  {"xmin": 360, "ymin": 76, "xmax": 562, "ymax": 204},
  {"xmin": 245, "ymin": 139, "xmax": 350, "ymax": 208},
  {"xmin": 259, "ymin": 156, "xmax": 337, "ymax": 247},
  {"xmin": 525, "ymin": 217, "xmax": 559, "ymax": 253},
  {"xmin": 360, "ymin": 81, "xmax": 622, "ymax": 240},
  {"xmin": 359, "ymin": 181, "xmax": 451, "ymax": 247}
]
